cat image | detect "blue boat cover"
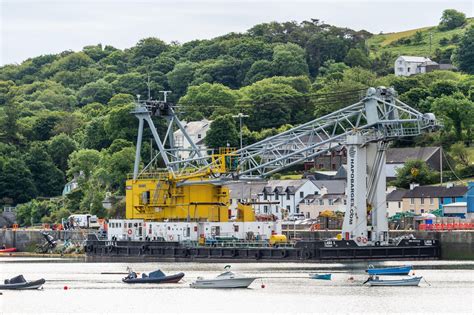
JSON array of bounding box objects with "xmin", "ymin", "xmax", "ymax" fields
[
  {"xmin": 367, "ymin": 265, "xmax": 412, "ymax": 275},
  {"xmin": 149, "ymin": 270, "xmax": 166, "ymax": 278}
]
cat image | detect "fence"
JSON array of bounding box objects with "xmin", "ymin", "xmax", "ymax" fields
[{"xmin": 419, "ymin": 223, "xmax": 474, "ymax": 231}]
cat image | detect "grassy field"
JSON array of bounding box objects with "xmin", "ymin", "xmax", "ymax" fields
[{"xmin": 368, "ymin": 18, "xmax": 474, "ymax": 57}]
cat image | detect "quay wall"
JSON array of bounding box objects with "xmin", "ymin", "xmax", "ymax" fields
[
  {"xmin": 1, "ymin": 229, "xmax": 472, "ymax": 260},
  {"xmin": 0, "ymin": 229, "xmax": 88, "ymax": 251}
]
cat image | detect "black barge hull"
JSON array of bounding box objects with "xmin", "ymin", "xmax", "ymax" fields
[{"xmin": 85, "ymin": 238, "xmax": 440, "ymax": 262}]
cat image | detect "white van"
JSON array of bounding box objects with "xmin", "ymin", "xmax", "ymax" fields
[{"xmin": 68, "ymin": 214, "xmax": 100, "ymax": 229}]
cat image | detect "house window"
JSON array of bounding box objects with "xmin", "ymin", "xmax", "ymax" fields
[
  {"xmin": 430, "ymin": 198, "xmax": 434, "ymax": 205},
  {"xmin": 197, "ymin": 134, "xmax": 202, "ymax": 139},
  {"xmin": 319, "ymin": 200, "xmax": 324, "ymax": 205},
  {"xmin": 300, "ymin": 191, "xmax": 304, "ymax": 198},
  {"xmin": 275, "ymin": 194, "xmax": 279, "ymax": 200},
  {"xmin": 286, "ymin": 193, "xmax": 290, "ymax": 200},
  {"xmin": 286, "ymin": 205, "xmax": 291, "ymax": 212},
  {"xmin": 264, "ymin": 205, "xmax": 268, "ymax": 213},
  {"xmin": 344, "ymin": 199, "xmax": 347, "ymax": 205},
  {"xmin": 332, "ymin": 164, "xmax": 336, "ymax": 170},
  {"xmin": 328, "ymin": 199, "xmax": 334, "ymax": 205},
  {"xmin": 398, "ymin": 202, "xmax": 401, "ymax": 208},
  {"xmin": 410, "ymin": 198, "xmax": 414, "ymax": 205},
  {"xmin": 420, "ymin": 198, "xmax": 424, "ymax": 204},
  {"xmin": 407, "ymin": 67, "xmax": 411, "ymax": 72},
  {"xmin": 263, "ymin": 193, "xmax": 267, "ymax": 201},
  {"xmin": 420, "ymin": 209, "xmax": 425, "ymax": 214},
  {"xmin": 314, "ymin": 191, "xmax": 319, "ymax": 195}
]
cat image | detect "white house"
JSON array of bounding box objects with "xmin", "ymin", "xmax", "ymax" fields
[
  {"xmin": 386, "ymin": 188, "xmax": 406, "ymax": 217},
  {"xmin": 255, "ymin": 179, "xmax": 321, "ymax": 218},
  {"xmin": 62, "ymin": 172, "xmax": 83, "ymax": 196},
  {"xmin": 226, "ymin": 181, "xmax": 268, "ymax": 217},
  {"xmin": 299, "ymin": 180, "xmax": 347, "ymax": 219},
  {"xmin": 173, "ymin": 119, "xmax": 211, "ymax": 159},
  {"xmin": 394, "ymin": 56, "xmax": 437, "ymax": 77}
]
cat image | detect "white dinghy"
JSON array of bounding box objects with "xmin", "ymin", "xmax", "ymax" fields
[{"xmin": 190, "ymin": 266, "xmax": 257, "ymax": 289}]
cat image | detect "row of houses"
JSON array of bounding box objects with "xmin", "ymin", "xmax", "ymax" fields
[
  {"xmin": 227, "ymin": 179, "xmax": 473, "ymax": 221},
  {"xmin": 386, "ymin": 183, "xmax": 470, "ymax": 218}
]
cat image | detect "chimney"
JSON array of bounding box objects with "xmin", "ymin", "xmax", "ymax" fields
[
  {"xmin": 320, "ymin": 185, "xmax": 328, "ymax": 196},
  {"xmin": 409, "ymin": 183, "xmax": 419, "ymax": 190},
  {"xmin": 446, "ymin": 182, "xmax": 454, "ymax": 189}
]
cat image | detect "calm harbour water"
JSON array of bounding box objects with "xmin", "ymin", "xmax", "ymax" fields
[{"xmin": 0, "ymin": 258, "xmax": 473, "ymax": 314}]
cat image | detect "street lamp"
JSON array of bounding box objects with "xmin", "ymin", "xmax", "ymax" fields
[{"xmin": 232, "ymin": 113, "xmax": 249, "ymax": 151}]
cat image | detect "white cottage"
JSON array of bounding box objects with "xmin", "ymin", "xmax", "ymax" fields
[
  {"xmin": 173, "ymin": 119, "xmax": 211, "ymax": 159},
  {"xmin": 394, "ymin": 56, "xmax": 438, "ymax": 77},
  {"xmin": 255, "ymin": 179, "xmax": 321, "ymax": 218}
]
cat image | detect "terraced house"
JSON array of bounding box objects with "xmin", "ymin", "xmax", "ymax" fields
[{"xmin": 402, "ymin": 184, "xmax": 468, "ymax": 215}]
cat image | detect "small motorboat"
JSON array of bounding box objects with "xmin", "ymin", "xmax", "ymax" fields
[
  {"xmin": 122, "ymin": 268, "xmax": 184, "ymax": 284},
  {"xmin": 309, "ymin": 273, "xmax": 331, "ymax": 280},
  {"xmin": 0, "ymin": 247, "xmax": 17, "ymax": 253},
  {"xmin": 366, "ymin": 265, "xmax": 412, "ymax": 276},
  {"xmin": 190, "ymin": 266, "xmax": 257, "ymax": 289},
  {"xmin": 364, "ymin": 276, "xmax": 422, "ymax": 287},
  {"xmin": 0, "ymin": 275, "xmax": 45, "ymax": 290}
]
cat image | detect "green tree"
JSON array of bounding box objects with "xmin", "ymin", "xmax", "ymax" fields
[
  {"xmin": 179, "ymin": 83, "xmax": 238, "ymax": 119},
  {"xmin": 439, "ymin": 9, "xmax": 466, "ymax": 31},
  {"xmin": 103, "ymin": 147, "xmax": 135, "ymax": 191},
  {"xmin": 104, "ymin": 103, "xmax": 137, "ymax": 142},
  {"xmin": 30, "ymin": 111, "xmax": 63, "ymax": 141},
  {"xmin": 205, "ymin": 115, "xmax": 239, "ymax": 149},
  {"xmin": 83, "ymin": 117, "xmax": 111, "ymax": 150},
  {"xmin": 392, "ymin": 160, "xmax": 438, "ymax": 188},
  {"xmin": 344, "ymin": 49, "xmax": 370, "ymax": 68},
  {"xmin": 432, "ymin": 93, "xmax": 474, "ymax": 141},
  {"xmin": 167, "ymin": 62, "xmax": 197, "ymax": 98},
  {"xmin": 192, "ymin": 56, "xmax": 243, "ymax": 89},
  {"xmin": 450, "ymin": 142, "xmax": 470, "ymax": 167},
  {"xmin": 107, "ymin": 93, "xmax": 134, "ymax": 108},
  {"xmin": 48, "ymin": 133, "xmax": 78, "ymax": 172},
  {"xmin": 455, "ymin": 26, "xmax": 474, "ymax": 74},
  {"xmin": 25, "ymin": 143, "xmax": 65, "ymax": 197},
  {"xmin": 244, "ymin": 60, "xmax": 275, "ymax": 85},
  {"xmin": 0, "ymin": 158, "xmax": 37, "ymax": 205},
  {"xmin": 272, "ymin": 43, "xmax": 309, "ymax": 77},
  {"xmin": 131, "ymin": 37, "xmax": 168, "ymax": 64},
  {"xmin": 67, "ymin": 149, "xmax": 102, "ymax": 179},
  {"xmin": 412, "ymin": 31, "xmax": 424, "ymax": 44},
  {"xmin": 77, "ymin": 79, "xmax": 114, "ymax": 105},
  {"xmin": 429, "ymin": 80, "xmax": 459, "ymax": 98},
  {"xmin": 240, "ymin": 80, "xmax": 302, "ymax": 130},
  {"xmin": 111, "ymin": 72, "xmax": 147, "ymax": 96}
]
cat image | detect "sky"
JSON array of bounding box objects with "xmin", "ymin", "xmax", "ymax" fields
[{"xmin": 1, "ymin": 0, "xmax": 473, "ymax": 65}]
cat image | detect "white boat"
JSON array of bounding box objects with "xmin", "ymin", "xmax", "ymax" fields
[
  {"xmin": 364, "ymin": 276, "xmax": 423, "ymax": 287},
  {"xmin": 190, "ymin": 266, "xmax": 257, "ymax": 289}
]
